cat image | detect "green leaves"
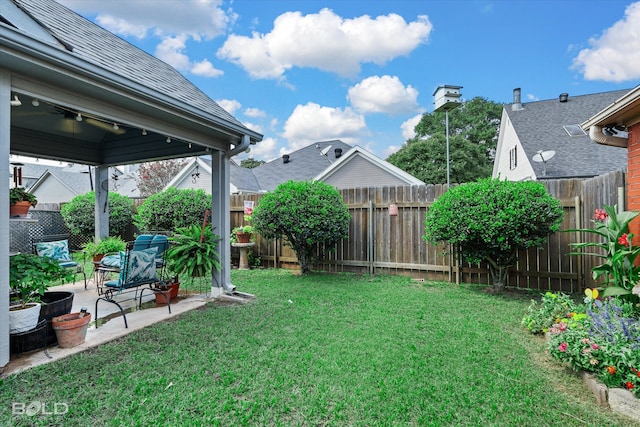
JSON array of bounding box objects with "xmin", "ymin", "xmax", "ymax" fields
[
  {"xmin": 61, "ymin": 191, "xmax": 134, "ymax": 238},
  {"xmin": 252, "ymin": 180, "xmax": 350, "ymax": 273},
  {"xmin": 166, "ymin": 224, "xmax": 221, "ymax": 277},
  {"xmin": 424, "ymin": 178, "xmax": 563, "ymax": 291},
  {"xmin": 134, "ymin": 188, "xmax": 212, "ymax": 233}
]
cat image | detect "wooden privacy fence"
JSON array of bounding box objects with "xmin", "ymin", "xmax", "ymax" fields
[{"xmin": 231, "ymin": 170, "xmax": 627, "ymax": 293}]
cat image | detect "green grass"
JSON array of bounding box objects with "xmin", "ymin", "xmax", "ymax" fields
[{"xmin": 1, "ymin": 269, "xmax": 637, "ymax": 426}]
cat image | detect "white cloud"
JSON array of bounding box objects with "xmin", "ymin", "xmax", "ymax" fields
[
  {"xmin": 249, "ymin": 137, "xmax": 278, "ymax": 161},
  {"xmin": 571, "ymin": 2, "xmax": 640, "ymax": 82},
  {"xmin": 526, "ymin": 94, "xmax": 539, "ymax": 101},
  {"xmin": 383, "ymin": 145, "xmax": 402, "ymax": 158},
  {"xmin": 242, "ymin": 121, "xmax": 264, "ymax": 134},
  {"xmin": 191, "ymin": 59, "xmax": 224, "ymax": 77},
  {"xmin": 348, "ymin": 75, "xmax": 420, "ymax": 114},
  {"xmin": 244, "ymin": 108, "xmax": 266, "ymax": 118},
  {"xmin": 95, "ymin": 15, "xmax": 148, "ymax": 39},
  {"xmin": 155, "ymin": 35, "xmax": 191, "ymax": 70},
  {"xmin": 216, "ymin": 99, "xmax": 242, "ymax": 115},
  {"xmin": 217, "ymin": 8, "xmax": 432, "ymax": 79},
  {"xmin": 58, "ymin": 0, "xmax": 233, "ymax": 41},
  {"xmin": 282, "ymin": 102, "xmax": 367, "ymax": 150},
  {"xmin": 401, "ymin": 114, "xmax": 423, "ymax": 141}
]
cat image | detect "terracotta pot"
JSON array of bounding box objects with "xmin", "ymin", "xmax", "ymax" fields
[
  {"xmin": 10, "ymin": 201, "xmax": 32, "ymax": 218},
  {"xmin": 155, "ymin": 282, "xmax": 179, "ymax": 305},
  {"xmin": 236, "ymin": 232, "xmax": 252, "ymax": 244},
  {"xmin": 52, "ymin": 312, "xmax": 92, "ymax": 348},
  {"xmin": 40, "ymin": 291, "xmax": 75, "ymax": 345},
  {"xmin": 92, "ymin": 254, "xmax": 105, "ymax": 262}
]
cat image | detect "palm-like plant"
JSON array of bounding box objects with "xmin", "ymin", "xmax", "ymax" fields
[{"xmin": 166, "ymin": 224, "xmax": 221, "ymax": 277}]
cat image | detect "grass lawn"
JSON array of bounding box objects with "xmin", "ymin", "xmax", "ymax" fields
[{"xmin": 1, "ymin": 269, "xmax": 637, "ymax": 426}]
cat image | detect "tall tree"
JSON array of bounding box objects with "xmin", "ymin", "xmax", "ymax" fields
[
  {"xmin": 135, "ymin": 159, "xmax": 189, "ymax": 197},
  {"xmin": 388, "ymin": 97, "xmax": 502, "ymax": 184}
]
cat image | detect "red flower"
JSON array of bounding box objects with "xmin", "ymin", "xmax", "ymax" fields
[
  {"xmin": 625, "ymin": 382, "xmax": 635, "ymax": 390},
  {"xmin": 618, "ymin": 233, "xmax": 630, "ymax": 246},
  {"xmin": 607, "ymin": 366, "xmax": 617, "ymax": 375},
  {"xmin": 558, "ymin": 342, "xmax": 568, "ymax": 352},
  {"xmin": 594, "ymin": 209, "xmax": 608, "ymax": 221}
]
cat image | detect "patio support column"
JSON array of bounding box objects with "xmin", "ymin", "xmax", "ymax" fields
[
  {"xmin": 94, "ymin": 166, "xmax": 109, "ymax": 240},
  {"xmin": 0, "ymin": 71, "xmax": 11, "ymax": 368},
  {"xmin": 211, "ymin": 148, "xmax": 232, "ymax": 296}
]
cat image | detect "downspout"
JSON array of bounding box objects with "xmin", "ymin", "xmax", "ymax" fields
[
  {"xmin": 589, "ymin": 125, "xmax": 628, "ymax": 148},
  {"xmin": 226, "ymin": 134, "xmax": 251, "ymax": 158}
]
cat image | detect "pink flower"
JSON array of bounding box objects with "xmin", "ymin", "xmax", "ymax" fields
[
  {"xmin": 558, "ymin": 322, "xmax": 567, "ymax": 331},
  {"xmin": 558, "ymin": 342, "xmax": 568, "ymax": 352},
  {"xmin": 582, "ymin": 347, "xmax": 591, "ymax": 354},
  {"xmin": 581, "ymin": 338, "xmax": 590, "ymax": 344},
  {"xmin": 618, "ymin": 233, "xmax": 630, "ymax": 246},
  {"xmin": 590, "ymin": 358, "xmax": 599, "ymax": 366},
  {"xmin": 591, "ymin": 343, "xmax": 599, "ymax": 350},
  {"xmin": 594, "ymin": 209, "xmax": 608, "ymax": 221}
]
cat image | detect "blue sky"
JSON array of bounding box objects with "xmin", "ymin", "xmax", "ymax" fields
[{"xmin": 55, "ymin": 0, "xmax": 640, "ymax": 162}]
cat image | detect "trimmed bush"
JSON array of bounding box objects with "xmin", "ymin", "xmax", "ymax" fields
[
  {"xmin": 133, "ymin": 187, "xmax": 212, "ymax": 233},
  {"xmin": 424, "ymin": 178, "xmax": 563, "ymax": 293},
  {"xmin": 252, "ymin": 180, "xmax": 350, "ymax": 274},
  {"xmin": 60, "ymin": 191, "xmax": 134, "ymax": 238}
]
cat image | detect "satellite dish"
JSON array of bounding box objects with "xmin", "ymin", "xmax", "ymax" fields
[
  {"xmin": 531, "ymin": 150, "xmax": 555, "ymax": 177},
  {"xmin": 532, "ymin": 150, "xmax": 555, "ymax": 163},
  {"xmin": 320, "ymin": 145, "xmax": 332, "ymax": 156}
]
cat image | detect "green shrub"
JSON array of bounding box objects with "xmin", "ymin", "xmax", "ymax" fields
[
  {"xmin": 60, "ymin": 191, "xmax": 134, "ymax": 238},
  {"xmin": 133, "ymin": 187, "xmax": 212, "ymax": 232},
  {"xmin": 252, "ymin": 180, "xmax": 350, "ymax": 274},
  {"xmin": 424, "ymin": 178, "xmax": 563, "ymax": 293}
]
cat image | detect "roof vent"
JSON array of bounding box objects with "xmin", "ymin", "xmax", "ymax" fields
[
  {"xmin": 511, "ymin": 88, "xmax": 523, "ymax": 111},
  {"xmin": 334, "ymin": 148, "xmax": 343, "ymax": 159},
  {"xmin": 559, "ymin": 93, "xmax": 569, "ymax": 103},
  {"xmin": 282, "ymin": 154, "xmax": 290, "ymax": 164}
]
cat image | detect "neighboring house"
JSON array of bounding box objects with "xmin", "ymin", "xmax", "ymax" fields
[
  {"xmin": 166, "ymin": 140, "xmax": 424, "ymax": 193},
  {"xmin": 493, "ymin": 88, "xmax": 629, "ymax": 181},
  {"xmin": 580, "ymin": 85, "xmax": 640, "ymax": 235}
]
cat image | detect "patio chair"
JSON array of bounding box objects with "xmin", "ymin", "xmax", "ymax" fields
[
  {"xmin": 34, "ymin": 238, "xmax": 87, "ymax": 289},
  {"xmin": 95, "ymin": 241, "xmax": 170, "ymax": 328}
]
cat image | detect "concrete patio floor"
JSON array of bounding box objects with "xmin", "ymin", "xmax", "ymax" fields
[{"xmin": 2, "ymin": 279, "xmax": 212, "ymax": 377}]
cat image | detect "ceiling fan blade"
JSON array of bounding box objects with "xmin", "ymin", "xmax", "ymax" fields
[{"xmin": 85, "ymin": 117, "xmax": 126, "ymax": 135}]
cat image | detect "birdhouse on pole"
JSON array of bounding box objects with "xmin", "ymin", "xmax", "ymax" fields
[{"xmin": 433, "ymin": 85, "xmax": 463, "ymax": 112}]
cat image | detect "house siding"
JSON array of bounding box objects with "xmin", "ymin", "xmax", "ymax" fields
[
  {"xmin": 627, "ymin": 125, "xmax": 640, "ymax": 240},
  {"xmin": 492, "ymin": 111, "xmax": 536, "ymax": 181},
  {"xmin": 321, "ymin": 155, "xmax": 408, "ymax": 189}
]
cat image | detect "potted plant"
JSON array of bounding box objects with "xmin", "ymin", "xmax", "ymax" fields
[
  {"xmin": 52, "ymin": 308, "xmax": 92, "ymax": 348},
  {"xmin": 166, "ymin": 224, "xmax": 221, "ymax": 278},
  {"xmin": 232, "ymin": 212, "xmax": 255, "ymax": 244},
  {"xmin": 83, "ymin": 236, "xmax": 126, "ymax": 261},
  {"xmin": 9, "ymin": 187, "xmax": 37, "ymax": 218},
  {"xmin": 9, "ymin": 253, "xmax": 73, "ymax": 334}
]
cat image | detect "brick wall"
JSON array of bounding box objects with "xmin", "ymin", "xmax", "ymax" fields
[{"xmin": 626, "ymin": 124, "xmax": 640, "ymax": 240}]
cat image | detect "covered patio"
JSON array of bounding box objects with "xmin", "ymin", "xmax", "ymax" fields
[{"xmin": 1, "ymin": 0, "xmax": 262, "ymax": 369}]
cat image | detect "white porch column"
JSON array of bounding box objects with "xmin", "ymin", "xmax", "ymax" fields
[
  {"xmin": 1, "ymin": 72, "xmax": 11, "ymax": 368},
  {"xmin": 94, "ymin": 166, "xmax": 109, "ymax": 240},
  {"xmin": 211, "ymin": 149, "xmax": 233, "ymax": 296}
]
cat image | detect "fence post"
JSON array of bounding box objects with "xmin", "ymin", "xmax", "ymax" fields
[
  {"xmin": 368, "ymin": 200, "xmax": 374, "ymax": 276},
  {"xmin": 618, "ymin": 186, "xmax": 625, "ymax": 212},
  {"xmin": 575, "ymin": 195, "xmax": 583, "ymax": 292}
]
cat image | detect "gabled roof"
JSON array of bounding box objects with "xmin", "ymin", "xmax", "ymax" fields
[
  {"xmin": 314, "ymin": 145, "xmax": 424, "ymax": 186},
  {"xmin": 9, "ymin": 0, "xmax": 245, "ymax": 130},
  {"xmin": 501, "ymin": 90, "xmax": 629, "ymax": 179},
  {"xmin": 252, "ymin": 140, "xmax": 353, "ymax": 191}
]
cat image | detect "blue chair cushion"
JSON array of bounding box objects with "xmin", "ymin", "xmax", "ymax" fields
[
  {"xmin": 58, "ymin": 261, "xmax": 78, "ymax": 269},
  {"xmin": 100, "ymin": 254, "xmax": 121, "ymax": 268},
  {"xmin": 120, "ymin": 247, "xmax": 157, "ymax": 286},
  {"xmin": 132, "ymin": 235, "xmax": 153, "ymax": 251},
  {"xmin": 36, "ymin": 240, "xmax": 72, "ymax": 262}
]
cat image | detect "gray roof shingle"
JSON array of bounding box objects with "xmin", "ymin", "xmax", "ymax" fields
[
  {"xmin": 505, "ymin": 90, "xmax": 629, "ymax": 179},
  {"xmin": 10, "ymin": 0, "xmax": 245, "ymax": 128},
  {"xmin": 252, "ymin": 140, "xmax": 353, "ymax": 191}
]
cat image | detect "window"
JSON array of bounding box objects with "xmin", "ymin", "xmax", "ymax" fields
[
  {"xmin": 509, "ymin": 146, "xmax": 517, "ymax": 170},
  {"xmin": 563, "ymin": 124, "xmax": 586, "ymax": 137}
]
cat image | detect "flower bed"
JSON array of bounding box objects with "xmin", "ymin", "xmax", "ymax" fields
[{"xmin": 523, "ymin": 290, "xmax": 640, "ymax": 422}]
